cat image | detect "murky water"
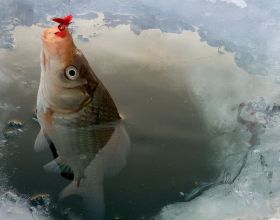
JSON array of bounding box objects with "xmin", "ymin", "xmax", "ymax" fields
[{"xmin": 0, "ymin": 15, "xmax": 219, "ymax": 219}]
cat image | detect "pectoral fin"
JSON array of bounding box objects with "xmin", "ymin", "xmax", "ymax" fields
[
  {"xmin": 34, "ymin": 129, "xmax": 49, "ymax": 152},
  {"xmin": 44, "ymin": 157, "xmax": 73, "ymax": 175},
  {"xmin": 59, "ymin": 179, "xmax": 105, "ymax": 219},
  {"xmin": 103, "ymin": 123, "xmax": 131, "ymax": 177},
  {"xmin": 59, "ymin": 181, "xmax": 82, "ymax": 200}
]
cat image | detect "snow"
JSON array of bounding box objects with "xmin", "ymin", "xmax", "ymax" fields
[
  {"xmin": 208, "ymin": 0, "xmax": 247, "ymax": 8},
  {"xmin": 0, "ymin": 191, "xmax": 49, "ymax": 220}
]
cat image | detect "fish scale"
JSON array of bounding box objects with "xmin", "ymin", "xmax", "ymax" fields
[
  {"xmin": 46, "ymin": 124, "xmax": 115, "ymax": 178},
  {"xmin": 53, "ymin": 83, "xmax": 120, "ymax": 128},
  {"xmin": 35, "ymin": 18, "xmax": 130, "ymax": 215}
]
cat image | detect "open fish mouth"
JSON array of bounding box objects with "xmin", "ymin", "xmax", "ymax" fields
[{"xmin": 41, "ymin": 26, "xmax": 75, "ymax": 67}]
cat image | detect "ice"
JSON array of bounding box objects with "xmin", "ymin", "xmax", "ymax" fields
[
  {"xmin": 0, "ymin": 103, "xmax": 18, "ymax": 112},
  {"xmin": 1, "ymin": 0, "xmax": 280, "ymax": 76},
  {"xmin": 156, "ymin": 74, "xmax": 280, "ymax": 219},
  {"xmin": 0, "ymin": 122, "xmax": 49, "ymax": 219},
  {"xmin": 0, "ymin": 70, "xmax": 11, "ymax": 84},
  {"xmin": 154, "ymin": 29, "xmax": 280, "ymax": 220},
  {"xmin": 156, "ymin": 127, "xmax": 280, "ymax": 220},
  {"xmin": 0, "ymin": 135, "xmax": 49, "ymax": 220},
  {"xmin": 0, "ymin": 191, "xmax": 49, "ymax": 220},
  {"xmin": 207, "ymin": 0, "xmax": 247, "ymax": 8}
]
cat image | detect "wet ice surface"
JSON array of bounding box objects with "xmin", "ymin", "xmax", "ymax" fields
[
  {"xmin": 153, "ymin": 40, "xmax": 280, "ymax": 219},
  {"xmin": 156, "ymin": 105, "xmax": 280, "ymax": 220},
  {"xmin": 153, "ymin": 35, "xmax": 280, "ymax": 219},
  {"xmin": 1, "ymin": 1, "xmax": 280, "ymax": 220}
]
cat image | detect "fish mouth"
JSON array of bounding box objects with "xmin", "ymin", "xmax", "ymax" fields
[
  {"xmin": 41, "ymin": 26, "xmax": 71, "ymax": 44},
  {"xmin": 41, "ymin": 26, "xmax": 75, "ymax": 61}
]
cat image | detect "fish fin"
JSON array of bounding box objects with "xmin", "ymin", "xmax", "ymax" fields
[
  {"xmin": 43, "ymin": 158, "xmax": 62, "ymax": 173},
  {"xmin": 44, "ymin": 157, "xmax": 73, "ymax": 175},
  {"xmin": 103, "ymin": 123, "xmax": 131, "ymax": 178},
  {"xmin": 59, "ymin": 179, "xmax": 103, "ymax": 200},
  {"xmin": 59, "ymin": 179, "xmax": 105, "ymax": 219},
  {"xmin": 34, "ymin": 129, "xmax": 49, "ymax": 152},
  {"xmin": 43, "ymin": 108, "xmax": 53, "ymax": 129},
  {"xmin": 59, "ymin": 181, "xmax": 81, "ymax": 200}
]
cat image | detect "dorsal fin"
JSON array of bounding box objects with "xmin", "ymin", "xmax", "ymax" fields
[{"xmin": 34, "ymin": 129, "xmax": 49, "ymax": 152}]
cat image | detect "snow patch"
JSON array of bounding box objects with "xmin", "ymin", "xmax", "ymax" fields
[
  {"xmin": 0, "ymin": 191, "xmax": 49, "ymax": 220},
  {"xmin": 156, "ymin": 127, "xmax": 280, "ymax": 220},
  {"xmin": 208, "ymin": 0, "xmax": 247, "ymax": 8}
]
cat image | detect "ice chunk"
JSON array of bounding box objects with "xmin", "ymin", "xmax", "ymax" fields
[
  {"xmin": 156, "ymin": 126, "xmax": 280, "ymax": 220},
  {"xmin": 0, "ymin": 191, "xmax": 49, "ymax": 220}
]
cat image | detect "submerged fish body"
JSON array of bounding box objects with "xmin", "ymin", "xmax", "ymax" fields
[
  {"xmin": 35, "ymin": 19, "xmax": 130, "ymax": 218},
  {"xmin": 45, "ymin": 121, "xmax": 130, "ymax": 219},
  {"xmin": 59, "ymin": 122, "xmax": 130, "ymax": 219}
]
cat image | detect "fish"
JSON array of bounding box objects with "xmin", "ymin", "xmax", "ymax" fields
[
  {"xmin": 34, "ymin": 15, "xmax": 130, "ymax": 219},
  {"xmin": 54, "ymin": 122, "xmax": 130, "ymax": 219}
]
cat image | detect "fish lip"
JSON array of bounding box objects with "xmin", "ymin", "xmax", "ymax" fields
[
  {"xmin": 41, "ymin": 27, "xmax": 58, "ymax": 43},
  {"xmin": 41, "ymin": 26, "xmax": 63, "ymax": 42},
  {"xmin": 41, "ymin": 26, "xmax": 72, "ymax": 44},
  {"xmin": 41, "ymin": 26, "xmax": 74, "ymax": 59}
]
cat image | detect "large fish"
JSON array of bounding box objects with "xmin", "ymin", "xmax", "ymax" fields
[{"xmin": 35, "ymin": 15, "xmax": 130, "ymax": 219}]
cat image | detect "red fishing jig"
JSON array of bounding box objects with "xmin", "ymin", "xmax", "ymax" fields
[{"xmin": 52, "ymin": 15, "xmax": 73, "ymax": 38}]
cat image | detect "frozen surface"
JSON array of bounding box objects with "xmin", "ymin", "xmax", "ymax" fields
[
  {"xmin": 207, "ymin": 0, "xmax": 247, "ymax": 8},
  {"xmin": 0, "ymin": 191, "xmax": 49, "ymax": 220},
  {"xmin": 155, "ymin": 32, "xmax": 280, "ymax": 220},
  {"xmin": 0, "ymin": 0, "xmax": 280, "ymax": 219},
  {"xmin": 0, "ymin": 124, "xmax": 49, "ymax": 219},
  {"xmin": 156, "ymin": 126, "xmax": 280, "ymax": 220},
  {"xmin": 1, "ymin": 0, "xmax": 280, "ymax": 76}
]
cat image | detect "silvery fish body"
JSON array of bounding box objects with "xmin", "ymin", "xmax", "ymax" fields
[
  {"xmin": 44, "ymin": 122, "xmax": 130, "ymax": 219},
  {"xmin": 35, "ymin": 24, "xmax": 130, "ymax": 219}
]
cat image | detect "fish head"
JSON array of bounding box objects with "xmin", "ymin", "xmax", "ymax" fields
[{"xmin": 40, "ymin": 26, "xmax": 98, "ymax": 113}]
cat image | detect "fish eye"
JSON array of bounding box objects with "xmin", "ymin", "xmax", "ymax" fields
[{"xmin": 65, "ymin": 66, "xmax": 79, "ymax": 80}]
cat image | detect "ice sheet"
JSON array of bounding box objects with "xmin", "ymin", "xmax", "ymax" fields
[
  {"xmin": 156, "ymin": 126, "xmax": 280, "ymax": 220},
  {"xmin": 155, "ymin": 26, "xmax": 280, "ymax": 220}
]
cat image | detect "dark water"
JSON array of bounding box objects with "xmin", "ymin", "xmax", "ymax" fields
[{"xmin": 0, "ymin": 21, "xmax": 219, "ymax": 219}]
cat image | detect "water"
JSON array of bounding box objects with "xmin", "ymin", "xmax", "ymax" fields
[
  {"xmin": 1, "ymin": 1, "xmax": 280, "ymax": 220},
  {"xmin": 0, "ymin": 16, "xmax": 218, "ymax": 219}
]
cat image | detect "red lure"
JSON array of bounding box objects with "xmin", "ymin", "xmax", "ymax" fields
[{"xmin": 52, "ymin": 15, "xmax": 73, "ymax": 38}]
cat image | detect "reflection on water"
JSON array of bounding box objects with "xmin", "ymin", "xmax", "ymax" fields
[
  {"xmin": 0, "ymin": 1, "xmax": 280, "ymax": 219},
  {"xmin": 0, "ymin": 14, "xmax": 217, "ymax": 219},
  {"xmin": 2, "ymin": 14, "xmax": 280, "ymax": 218}
]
